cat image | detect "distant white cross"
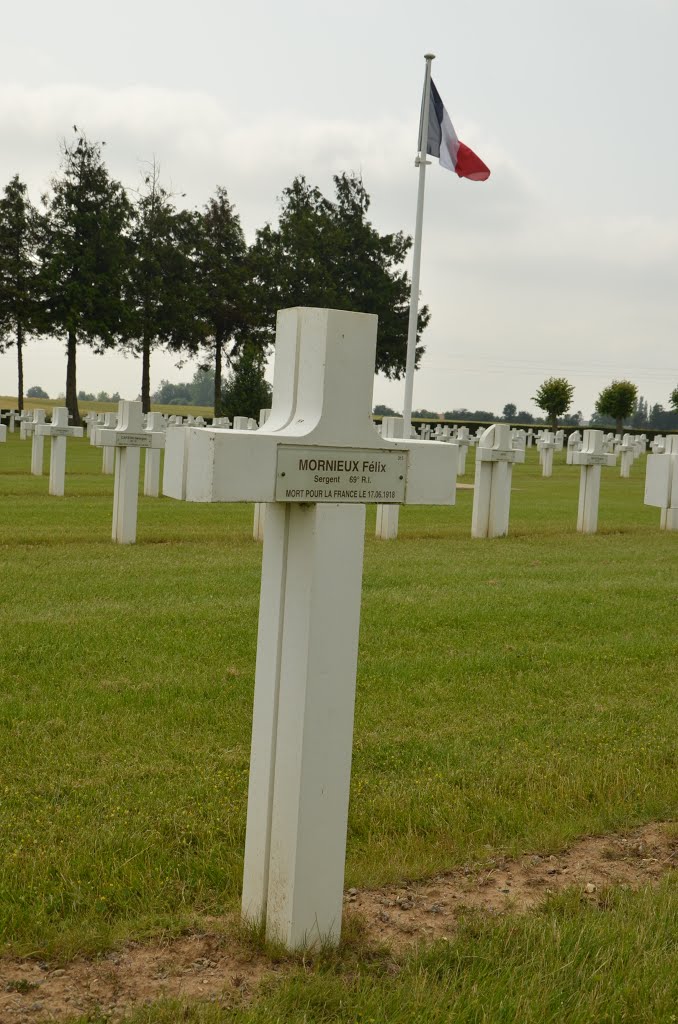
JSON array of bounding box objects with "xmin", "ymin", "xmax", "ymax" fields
[
  {"xmin": 471, "ymin": 423, "xmax": 525, "ymax": 539},
  {"xmin": 93, "ymin": 401, "xmax": 165, "ymax": 543},
  {"xmin": 571, "ymin": 429, "xmax": 617, "ymax": 533},
  {"xmin": 36, "ymin": 407, "xmax": 84, "ymax": 496}
]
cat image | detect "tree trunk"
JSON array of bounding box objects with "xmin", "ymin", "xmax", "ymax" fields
[
  {"xmin": 66, "ymin": 331, "xmax": 81, "ymax": 425},
  {"xmin": 16, "ymin": 322, "xmax": 24, "ymax": 412},
  {"xmin": 141, "ymin": 335, "xmax": 151, "ymax": 413},
  {"xmin": 551, "ymin": 414, "xmax": 557, "ymax": 433},
  {"xmin": 616, "ymin": 416, "xmax": 623, "ymax": 433},
  {"xmin": 214, "ymin": 336, "xmax": 223, "ymax": 418}
]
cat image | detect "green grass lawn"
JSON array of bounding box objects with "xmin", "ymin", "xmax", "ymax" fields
[{"xmin": 0, "ymin": 431, "xmax": 676, "ymax": 1020}]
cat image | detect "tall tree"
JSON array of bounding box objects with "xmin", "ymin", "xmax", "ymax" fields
[
  {"xmin": 194, "ymin": 187, "xmax": 250, "ymax": 416},
  {"xmin": 532, "ymin": 377, "xmax": 575, "ymax": 431},
  {"xmin": 220, "ymin": 342, "xmax": 272, "ymax": 421},
  {"xmin": 669, "ymin": 385, "xmax": 678, "ymax": 414},
  {"xmin": 0, "ymin": 176, "xmax": 41, "ymax": 411},
  {"xmin": 39, "ymin": 132, "xmax": 131, "ymax": 424},
  {"xmin": 595, "ymin": 380, "xmax": 638, "ymax": 433},
  {"xmin": 126, "ymin": 163, "xmax": 204, "ymax": 412},
  {"xmin": 249, "ymin": 173, "xmax": 429, "ymax": 378}
]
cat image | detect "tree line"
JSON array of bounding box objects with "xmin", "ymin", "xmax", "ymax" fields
[
  {"xmin": 0, "ymin": 131, "xmax": 428, "ymax": 423},
  {"xmin": 378, "ymin": 380, "xmax": 678, "ymax": 433}
]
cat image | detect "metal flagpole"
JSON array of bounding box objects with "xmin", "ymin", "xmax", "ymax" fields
[{"xmin": 401, "ymin": 53, "xmax": 435, "ymax": 438}]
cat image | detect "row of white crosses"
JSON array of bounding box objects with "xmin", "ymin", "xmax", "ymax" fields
[{"xmin": 164, "ymin": 306, "xmax": 457, "ymax": 949}]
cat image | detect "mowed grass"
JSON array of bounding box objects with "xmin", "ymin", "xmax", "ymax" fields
[{"xmin": 0, "ymin": 431, "xmax": 676, "ymax": 974}]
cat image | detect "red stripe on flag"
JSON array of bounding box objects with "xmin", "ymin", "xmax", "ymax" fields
[{"xmin": 455, "ymin": 142, "xmax": 490, "ymax": 181}]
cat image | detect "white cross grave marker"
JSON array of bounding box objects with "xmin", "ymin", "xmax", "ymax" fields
[
  {"xmin": 98, "ymin": 413, "xmax": 117, "ymax": 474},
  {"xmin": 456, "ymin": 426, "xmax": 471, "ymax": 474},
  {"xmin": 644, "ymin": 435, "xmax": 678, "ymax": 531},
  {"xmin": 28, "ymin": 409, "xmax": 47, "ymax": 474},
  {"xmin": 619, "ymin": 434, "xmax": 634, "ymax": 478},
  {"xmin": 375, "ymin": 416, "xmax": 405, "ymax": 539},
  {"xmin": 36, "ymin": 407, "xmax": 84, "ymax": 496},
  {"xmin": 94, "ymin": 401, "xmax": 165, "ymax": 543},
  {"xmin": 164, "ymin": 307, "xmax": 457, "ymax": 950},
  {"xmin": 143, "ymin": 412, "xmax": 166, "ymax": 497},
  {"xmin": 539, "ymin": 430, "xmax": 556, "ymax": 477},
  {"xmin": 0, "ymin": 424, "xmax": 6, "ymax": 443},
  {"xmin": 19, "ymin": 411, "xmax": 32, "ymax": 440},
  {"xmin": 566, "ymin": 430, "xmax": 583, "ymax": 465},
  {"xmin": 471, "ymin": 423, "xmax": 525, "ymax": 539},
  {"xmin": 571, "ymin": 429, "xmax": 617, "ymax": 533}
]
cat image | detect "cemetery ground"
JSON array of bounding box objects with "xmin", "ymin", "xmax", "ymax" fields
[{"xmin": 0, "ymin": 431, "xmax": 676, "ymax": 1022}]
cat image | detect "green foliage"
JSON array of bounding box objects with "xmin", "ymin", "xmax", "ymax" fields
[
  {"xmin": 250, "ymin": 173, "xmax": 428, "ymax": 379},
  {"xmin": 532, "ymin": 377, "xmax": 575, "ymax": 429},
  {"xmin": 595, "ymin": 380, "xmax": 638, "ymax": 431},
  {"xmin": 152, "ymin": 367, "xmax": 215, "ymax": 407},
  {"xmin": 669, "ymin": 385, "xmax": 678, "ymax": 414},
  {"xmin": 0, "ymin": 174, "xmax": 42, "ymax": 408},
  {"xmin": 125, "ymin": 162, "xmax": 205, "ymax": 410},
  {"xmin": 221, "ymin": 343, "xmax": 272, "ymax": 420},
  {"xmin": 194, "ymin": 187, "xmax": 251, "ymax": 415},
  {"xmin": 26, "ymin": 385, "xmax": 49, "ymax": 398},
  {"xmin": 443, "ymin": 408, "xmax": 497, "ymax": 422},
  {"xmin": 502, "ymin": 402, "xmax": 517, "ymax": 421},
  {"xmin": 373, "ymin": 404, "xmax": 396, "ymax": 417},
  {"xmin": 39, "ymin": 132, "xmax": 132, "ymax": 423}
]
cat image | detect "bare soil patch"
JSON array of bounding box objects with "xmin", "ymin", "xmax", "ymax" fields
[
  {"xmin": 1, "ymin": 822, "xmax": 675, "ymax": 1022},
  {"xmin": 345, "ymin": 821, "xmax": 678, "ymax": 951}
]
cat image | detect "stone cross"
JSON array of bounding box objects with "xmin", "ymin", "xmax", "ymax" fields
[
  {"xmin": 0, "ymin": 423, "xmax": 6, "ymax": 443},
  {"xmin": 566, "ymin": 430, "xmax": 582, "ymax": 465},
  {"xmin": 164, "ymin": 307, "xmax": 457, "ymax": 951},
  {"xmin": 36, "ymin": 407, "xmax": 84, "ymax": 496},
  {"xmin": 7, "ymin": 410, "xmax": 17, "ymax": 433},
  {"xmin": 538, "ymin": 430, "xmax": 556, "ymax": 477},
  {"xmin": 571, "ymin": 429, "xmax": 617, "ymax": 533},
  {"xmin": 143, "ymin": 412, "xmax": 166, "ymax": 497},
  {"xmin": 375, "ymin": 416, "xmax": 405, "ymax": 539},
  {"xmin": 618, "ymin": 434, "xmax": 635, "ymax": 478},
  {"xmin": 456, "ymin": 426, "xmax": 471, "ymax": 474},
  {"xmin": 19, "ymin": 411, "xmax": 33, "ymax": 440},
  {"xmin": 645, "ymin": 435, "xmax": 678, "ymax": 530},
  {"xmin": 650, "ymin": 435, "xmax": 666, "ymax": 455},
  {"xmin": 471, "ymin": 423, "xmax": 525, "ymax": 539},
  {"xmin": 97, "ymin": 413, "xmax": 118, "ymax": 474},
  {"xmin": 28, "ymin": 409, "xmax": 47, "ymax": 475},
  {"xmin": 94, "ymin": 401, "xmax": 165, "ymax": 543}
]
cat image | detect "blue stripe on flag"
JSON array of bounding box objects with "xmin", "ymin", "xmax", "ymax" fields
[{"xmin": 426, "ymin": 79, "xmax": 444, "ymax": 158}]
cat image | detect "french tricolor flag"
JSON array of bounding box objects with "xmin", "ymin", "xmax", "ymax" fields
[{"xmin": 426, "ymin": 80, "xmax": 490, "ymax": 181}]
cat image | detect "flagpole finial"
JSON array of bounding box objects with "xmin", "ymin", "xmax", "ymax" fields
[{"xmin": 424, "ymin": 53, "xmax": 435, "ymax": 61}]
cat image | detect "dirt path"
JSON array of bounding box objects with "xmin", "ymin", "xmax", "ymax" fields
[{"xmin": 1, "ymin": 822, "xmax": 675, "ymax": 1022}]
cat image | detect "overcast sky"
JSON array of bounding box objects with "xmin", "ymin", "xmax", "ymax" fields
[{"xmin": 1, "ymin": 0, "xmax": 676, "ymax": 418}]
